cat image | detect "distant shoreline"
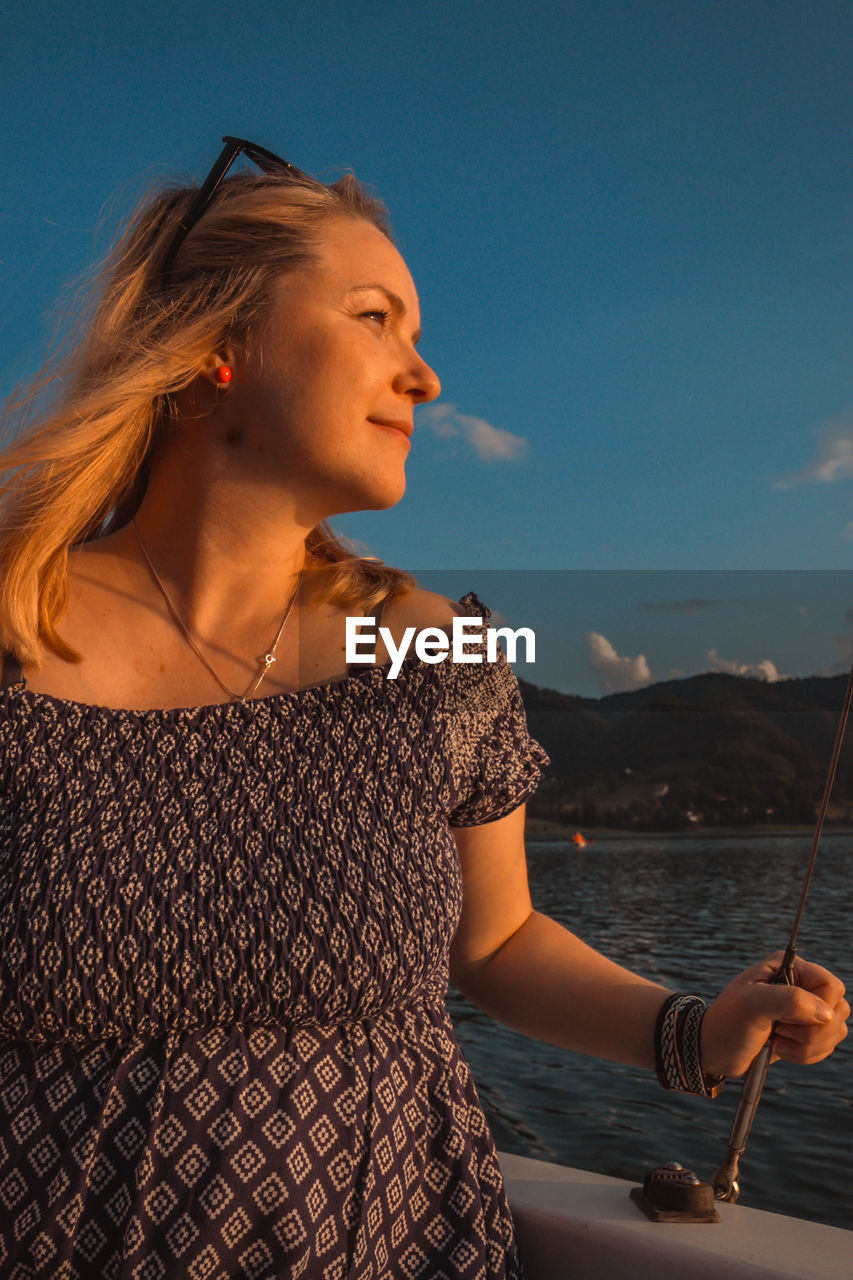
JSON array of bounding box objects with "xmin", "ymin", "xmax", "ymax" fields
[{"xmin": 524, "ymin": 821, "xmax": 853, "ymax": 843}]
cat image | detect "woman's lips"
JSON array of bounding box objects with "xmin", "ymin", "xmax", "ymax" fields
[{"xmin": 369, "ymin": 418, "xmax": 413, "ymax": 440}]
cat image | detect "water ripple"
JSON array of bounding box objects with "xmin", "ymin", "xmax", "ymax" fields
[{"xmin": 449, "ymin": 831, "xmax": 853, "ymax": 1230}]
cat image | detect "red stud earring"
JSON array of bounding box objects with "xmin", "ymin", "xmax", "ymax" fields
[{"xmin": 214, "ymin": 366, "xmax": 233, "ymax": 385}]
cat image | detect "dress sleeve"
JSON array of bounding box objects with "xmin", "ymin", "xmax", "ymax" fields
[{"xmin": 443, "ymin": 593, "xmax": 550, "ymax": 827}]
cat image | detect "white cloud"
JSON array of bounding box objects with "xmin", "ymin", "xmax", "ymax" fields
[
  {"xmin": 587, "ymin": 632, "xmax": 652, "ymax": 694},
  {"xmin": 706, "ymin": 649, "xmax": 786, "ymax": 682},
  {"xmin": 776, "ymin": 418, "xmax": 853, "ymax": 489},
  {"xmin": 419, "ymin": 403, "xmax": 528, "ymax": 462}
]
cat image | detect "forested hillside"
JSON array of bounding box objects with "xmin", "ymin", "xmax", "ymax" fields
[{"xmin": 520, "ymin": 672, "xmax": 853, "ymax": 830}]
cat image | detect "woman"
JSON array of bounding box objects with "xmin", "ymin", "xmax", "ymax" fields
[{"xmin": 0, "ymin": 137, "xmax": 847, "ymax": 1279}]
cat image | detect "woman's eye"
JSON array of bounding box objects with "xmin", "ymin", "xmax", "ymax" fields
[{"xmin": 361, "ymin": 309, "xmax": 391, "ymax": 325}]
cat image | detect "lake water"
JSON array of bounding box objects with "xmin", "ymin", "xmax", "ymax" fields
[{"xmin": 447, "ymin": 831, "xmax": 853, "ymax": 1231}]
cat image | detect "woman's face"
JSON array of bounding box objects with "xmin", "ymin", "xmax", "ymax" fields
[{"xmin": 225, "ymin": 215, "xmax": 441, "ymax": 519}]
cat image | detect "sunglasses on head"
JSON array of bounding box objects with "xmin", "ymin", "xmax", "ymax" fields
[{"xmin": 160, "ymin": 135, "xmax": 310, "ymax": 286}]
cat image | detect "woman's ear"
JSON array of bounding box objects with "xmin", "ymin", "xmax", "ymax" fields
[{"xmin": 198, "ymin": 346, "xmax": 240, "ymax": 388}]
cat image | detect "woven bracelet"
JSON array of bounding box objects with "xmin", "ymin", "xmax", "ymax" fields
[{"xmin": 654, "ymin": 993, "xmax": 726, "ymax": 1099}]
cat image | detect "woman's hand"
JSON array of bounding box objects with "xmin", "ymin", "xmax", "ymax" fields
[{"xmin": 701, "ymin": 953, "xmax": 849, "ymax": 1079}]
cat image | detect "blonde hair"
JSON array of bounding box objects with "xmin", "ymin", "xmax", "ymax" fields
[{"xmin": 0, "ymin": 168, "xmax": 415, "ymax": 664}]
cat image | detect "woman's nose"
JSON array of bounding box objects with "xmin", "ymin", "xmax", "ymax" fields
[{"xmin": 397, "ymin": 353, "xmax": 441, "ymax": 404}]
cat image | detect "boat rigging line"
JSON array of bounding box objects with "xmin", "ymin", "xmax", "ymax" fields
[{"xmin": 712, "ymin": 655, "xmax": 853, "ymax": 1203}]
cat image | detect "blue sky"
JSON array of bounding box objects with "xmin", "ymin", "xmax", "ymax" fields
[{"xmin": 3, "ymin": 1, "xmax": 853, "ymax": 692}]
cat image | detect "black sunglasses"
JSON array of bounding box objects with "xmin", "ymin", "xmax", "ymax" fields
[{"xmin": 160, "ymin": 135, "xmax": 310, "ymax": 286}]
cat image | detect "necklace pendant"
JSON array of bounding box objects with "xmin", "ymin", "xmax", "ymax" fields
[{"xmin": 132, "ymin": 519, "xmax": 301, "ymax": 706}]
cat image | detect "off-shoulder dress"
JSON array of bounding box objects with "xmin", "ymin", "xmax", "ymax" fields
[{"xmin": 0, "ymin": 594, "xmax": 548, "ymax": 1279}]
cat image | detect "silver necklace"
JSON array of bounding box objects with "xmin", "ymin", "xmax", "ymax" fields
[{"xmin": 131, "ymin": 519, "xmax": 303, "ymax": 704}]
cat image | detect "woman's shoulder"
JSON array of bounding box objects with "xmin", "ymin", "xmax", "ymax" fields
[
  {"xmin": 376, "ymin": 586, "xmax": 506, "ymax": 705},
  {"xmin": 380, "ymin": 587, "xmax": 489, "ymax": 638}
]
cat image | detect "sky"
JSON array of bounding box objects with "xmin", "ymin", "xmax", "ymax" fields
[
  {"xmin": 2, "ymin": 0, "xmax": 853, "ymax": 694},
  {"xmin": 414, "ymin": 569, "xmax": 853, "ymax": 697}
]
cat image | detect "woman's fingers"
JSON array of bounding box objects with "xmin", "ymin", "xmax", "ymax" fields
[
  {"xmin": 772, "ymin": 989, "xmax": 850, "ymax": 1064},
  {"xmin": 701, "ymin": 954, "xmax": 850, "ymax": 1078},
  {"xmin": 763, "ymin": 959, "xmax": 849, "ymax": 1064},
  {"xmin": 753, "ymin": 980, "xmax": 834, "ymax": 1026},
  {"xmin": 788, "ymin": 955, "xmax": 847, "ymax": 1005},
  {"xmin": 773, "ymin": 1022, "xmax": 849, "ymax": 1064},
  {"xmin": 742, "ymin": 952, "xmax": 846, "ymax": 1003}
]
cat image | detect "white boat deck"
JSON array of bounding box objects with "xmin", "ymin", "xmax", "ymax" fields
[{"xmin": 499, "ymin": 1152, "xmax": 851, "ymax": 1279}]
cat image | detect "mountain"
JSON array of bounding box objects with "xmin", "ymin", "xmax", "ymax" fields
[{"xmin": 518, "ymin": 671, "xmax": 853, "ymax": 831}]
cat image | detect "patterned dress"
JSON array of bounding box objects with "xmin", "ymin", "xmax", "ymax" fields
[{"xmin": 0, "ymin": 594, "xmax": 548, "ymax": 1279}]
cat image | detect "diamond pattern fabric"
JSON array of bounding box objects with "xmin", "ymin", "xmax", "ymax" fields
[{"xmin": 0, "ymin": 594, "xmax": 548, "ymax": 1278}]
